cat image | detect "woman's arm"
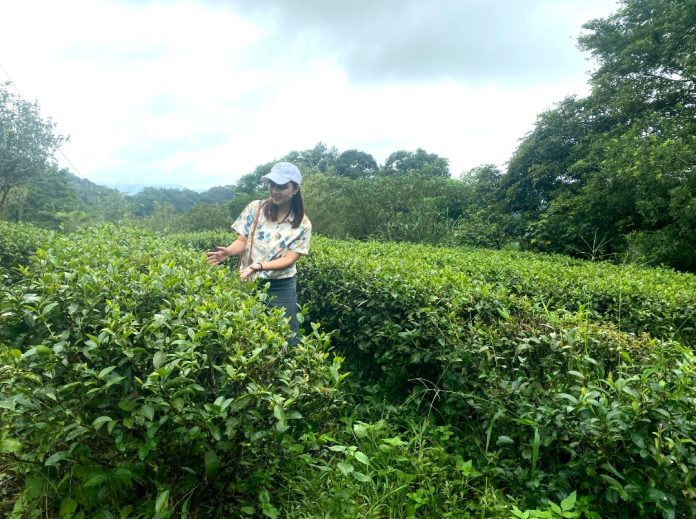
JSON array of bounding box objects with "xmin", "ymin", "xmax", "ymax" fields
[
  {"xmin": 240, "ymin": 251, "xmax": 302, "ymax": 279},
  {"xmin": 206, "ymin": 235, "xmax": 247, "ymax": 265}
]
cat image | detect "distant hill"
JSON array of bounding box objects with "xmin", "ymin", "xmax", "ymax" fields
[
  {"xmin": 105, "ymin": 183, "xmax": 193, "ymax": 195},
  {"xmin": 7, "ymin": 169, "xmax": 237, "ymax": 227}
]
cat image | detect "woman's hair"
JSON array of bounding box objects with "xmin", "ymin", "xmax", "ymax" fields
[{"xmin": 264, "ymin": 182, "xmax": 304, "ymax": 228}]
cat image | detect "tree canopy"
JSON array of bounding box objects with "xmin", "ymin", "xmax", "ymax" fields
[
  {"xmin": 501, "ymin": 0, "xmax": 696, "ymax": 270},
  {"xmin": 383, "ymin": 148, "xmax": 450, "ymax": 177},
  {"xmin": 335, "ymin": 149, "xmax": 378, "ymax": 178},
  {"xmin": 0, "ymin": 83, "xmax": 66, "ymax": 208}
]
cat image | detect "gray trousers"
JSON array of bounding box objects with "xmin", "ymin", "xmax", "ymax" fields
[{"xmin": 263, "ymin": 277, "xmax": 299, "ymax": 344}]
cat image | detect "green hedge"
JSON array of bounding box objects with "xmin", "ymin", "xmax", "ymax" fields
[
  {"xmin": 0, "ymin": 221, "xmax": 54, "ymax": 274},
  {"xmin": 296, "ymin": 236, "xmax": 696, "ymax": 517},
  {"xmin": 304, "ymin": 237, "xmax": 695, "ymax": 345},
  {"xmin": 0, "ymin": 226, "xmax": 345, "ymax": 517}
]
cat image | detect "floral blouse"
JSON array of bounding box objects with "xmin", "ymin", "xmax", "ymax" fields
[{"xmin": 232, "ymin": 199, "xmax": 312, "ymax": 280}]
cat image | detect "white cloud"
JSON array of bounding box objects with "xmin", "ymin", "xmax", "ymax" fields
[{"xmin": 1, "ymin": 0, "xmax": 618, "ymax": 190}]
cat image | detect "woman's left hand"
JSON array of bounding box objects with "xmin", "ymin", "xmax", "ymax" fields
[{"xmin": 240, "ymin": 265, "xmax": 256, "ymax": 280}]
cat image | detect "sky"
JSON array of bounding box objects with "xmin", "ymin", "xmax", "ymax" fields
[{"xmin": 1, "ymin": 0, "xmax": 620, "ymax": 191}]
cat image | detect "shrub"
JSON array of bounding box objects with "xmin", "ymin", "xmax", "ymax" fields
[
  {"xmin": 0, "ymin": 226, "xmax": 346, "ymax": 517},
  {"xmin": 0, "ymin": 221, "xmax": 54, "ymax": 273},
  {"xmin": 296, "ymin": 236, "xmax": 696, "ymax": 517}
]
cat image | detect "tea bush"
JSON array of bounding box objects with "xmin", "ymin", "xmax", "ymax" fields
[
  {"xmin": 0, "ymin": 226, "xmax": 346, "ymax": 517},
  {"xmin": 4, "ymin": 226, "xmax": 695, "ymax": 517},
  {"xmin": 301, "ymin": 237, "xmax": 696, "ymax": 346},
  {"xmin": 296, "ymin": 237, "xmax": 696, "ymax": 517},
  {"xmin": 0, "ymin": 221, "xmax": 54, "ymax": 275}
]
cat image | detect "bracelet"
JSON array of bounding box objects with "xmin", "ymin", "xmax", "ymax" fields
[{"xmin": 251, "ymin": 263, "xmax": 263, "ymax": 272}]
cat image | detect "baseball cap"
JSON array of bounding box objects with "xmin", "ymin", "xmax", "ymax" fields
[{"xmin": 261, "ymin": 162, "xmax": 302, "ymax": 185}]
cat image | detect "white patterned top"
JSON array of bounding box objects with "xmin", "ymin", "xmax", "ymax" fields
[{"xmin": 232, "ymin": 199, "xmax": 312, "ymax": 279}]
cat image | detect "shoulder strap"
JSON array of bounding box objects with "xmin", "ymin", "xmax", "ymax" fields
[{"xmin": 242, "ymin": 200, "xmax": 264, "ymax": 271}]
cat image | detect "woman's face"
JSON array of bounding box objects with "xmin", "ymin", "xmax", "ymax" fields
[{"xmin": 268, "ymin": 181, "xmax": 298, "ymax": 206}]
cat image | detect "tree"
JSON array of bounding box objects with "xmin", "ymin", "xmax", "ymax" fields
[
  {"xmin": 382, "ymin": 148, "xmax": 450, "ymax": 177},
  {"xmin": 500, "ymin": 0, "xmax": 696, "ymax": 270},
  {"xmin": 130, "ymin": 187, "xmax": 201, "ymax": 217},
  {"xmin": 199, "ymin": 185, "xmax": 235, "ymax": 204},
  {"xmin": 334, "ymin": 149, "xmax": 378, "ymax": 179},
  {"xmin": 579, "ymin": 0, "xmax": 696, "ymax": 116},
  {"xmin": 0, "ymin": 83, "xmax": 66, "ymax": 208},
  {"xmin": 283, "ymin": 142, "xmax": 339, "ymax": 173},
  {"xmin": 235, "ymin": 161, "xmax": 274, "ymax": 194}
]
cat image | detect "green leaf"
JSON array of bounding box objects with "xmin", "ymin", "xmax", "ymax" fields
[
  {"xmin": 630, "ymin": 432, "xmax": 645, "ymax": 449},
  {"xmin": 98, "ymin": 366, "xmax": 117, "ymax": 379},
  {"xmin": 353, "ymin": 422, "xmax": 368, "ymax": 438},
  {"xmin": 45, "ymin": 451, "xmax": 69, "ymax": 466},
  {"xmin": 352, "ymin": 471, "xmax": 371, "ymax": 482},
  {"xmin": 155, "ymin": 489, "xmax": 170, "ymax": 514},
  {"xmin": 561, "ymin": 491, "xmax": 577, "ymax": 512},
  {"xmin": 141, "ymin": 404, "xmax": 155, "ymax": 421},
  {"xmin": 599, "ymin": 475, "xmax": 629, "ymax": 500},
  {"xmin": 153, "ymin": 351, "xmax": 166, "ymax": 369},
  {"xmin": 105, "ymin": 376, "xmax": 125, "ymax": 388},
  {"xmin": 486, "ymin": 409, "xmax": 505, "ymax": 452},
  {"xmin": 84, "ymin": 474, "xmax": 108, "ymax": 487},
  {"xmin": 273, "ymin": 404, "xmax": 285, "ymax": 422},
  {"xmin": 354, "ymin": 451, "xmax": 370, "ymax": 466},
  {"xmin": 41, "ymin": 302, "xmax": 58, "ymax": 316},
  {"xmin": 93, "ymin": 416, "xmax": 112, "ymax": 431},
  {"xmin": 59, "ymin": 496, "xmax": 78, "ymax": 516},
  {"xmin": 337, "ymin": 461, "xmax": 354, "ymax": 476},
  {"xmin": 531, "ymin": 428, "xmax": 540, "ymax": 472},
  {"xmin": 204, "ymin": 450, "xmax": 220, "ymax": 477}
]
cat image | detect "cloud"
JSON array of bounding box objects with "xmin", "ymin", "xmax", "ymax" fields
[
  {"xmin": 227, "ymin": 0, "xmax": 619, "ymax": 84},
  {"xmin": 1, "ymin": 0, "xmax": 619, "ymax": 190}
]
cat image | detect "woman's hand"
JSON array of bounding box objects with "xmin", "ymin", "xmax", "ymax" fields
[
  {"xmin": 240, "ymin": 263, "xmax": 262, "ymax": 280},
  {"xmin": 206, "ymin": 246, "xmax": 231, "ymax": 265}
]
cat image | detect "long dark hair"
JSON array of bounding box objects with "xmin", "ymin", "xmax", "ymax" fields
[{"xmin": 264, "ymin": 182, "xmax": 304, "ymax": 228}]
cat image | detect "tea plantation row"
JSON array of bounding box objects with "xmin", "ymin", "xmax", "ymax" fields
[
  {"xmin": 174, "ymin": 230, "xmax": 696, "ymax": 518},
  {"xmin": 1, "ymin": 225, "xmax": 347, "ymax": 518},
  {"xmin": 1, "ymin": 222, "xmax": 695, "ymax": 518}
]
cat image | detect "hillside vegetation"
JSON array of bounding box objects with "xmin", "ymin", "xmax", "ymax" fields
[{"xmin": 5, "ymin": 224, "xmax": 687, "ymax": 517}]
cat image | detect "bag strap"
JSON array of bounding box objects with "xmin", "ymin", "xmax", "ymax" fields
[{"xmin": 242, "ymin": 200, "xmax": 264, "ymax": 271}]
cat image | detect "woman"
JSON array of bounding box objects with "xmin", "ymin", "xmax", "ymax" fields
[{"xmin": 206, "ymin": 162, "xmax": 311, "ymax": 342}]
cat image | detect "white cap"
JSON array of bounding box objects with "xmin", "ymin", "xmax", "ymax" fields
[{"xmin": 261, "ymin": 162, "xmax": 302, "ymax": 185}]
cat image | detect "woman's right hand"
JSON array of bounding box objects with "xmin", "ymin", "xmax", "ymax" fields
[{"xmin": 206, "ymin": 246, "xmax": 231, "ymax": 265}]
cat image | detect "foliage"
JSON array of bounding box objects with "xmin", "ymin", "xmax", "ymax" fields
[
  {"xmin": 176, "ymin": 203, "xmax": 232, "ymax": 232},
  {"xmin": 335, "ymin": 149, "xmax": 378, "ymax": 179},
  {"xmin": 500, "ymin": 0, "xmax": 696, "ymax": 272},
  {"xmin": 302, "ymin": 173, "xmax": 470, "ymax": 243},
  {"xmin": 0, "ymin": 225, "xmax": 345, "ymax": 517},
  {"xmin": 297, "ymin": 236, "xmax": 696, "ymax": 517},
  {"xmin": 0, "ymin": 221, "xmax": 53, "ymax": 274},
  {"xmin": 199, "ymin": 185, "xmax": 235, "ymax": 205},
  {"xmin": 130, "ymin": 187, "xmax": 203, "ymax": 217},
  {"xmin": 382, "ymin": 148, "xmax": 450, "ymax": 177},
  {"xmin": 279, "ymin": 415, "xmax": 513, "ymax": 518},
  {"xmin": 0, "ymin": 83, "xmax": 67, "ymax": 209},
  {"xmin": 283, "ymin": 142, "xmax": 340, "ymax": 173},
  {"xmin": 3, "ymin": 225, "xmax": 696, "ymax": 517}
]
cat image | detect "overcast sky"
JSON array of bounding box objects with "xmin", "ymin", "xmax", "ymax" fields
[{"xmin": 1, "ymin": 0, "xmax": 619, "ymax": 190}]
